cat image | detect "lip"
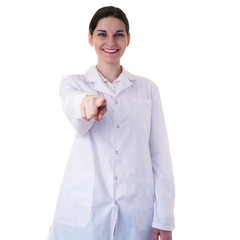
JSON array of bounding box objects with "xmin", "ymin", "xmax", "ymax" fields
[{"xmin": 102, "ymin": 49, "xmax": 120, "ymax": 54}]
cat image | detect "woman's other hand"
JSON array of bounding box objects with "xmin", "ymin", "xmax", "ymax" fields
[{"xmin": 153, "ymin": 228, "xmax": 172, "ymax": 240}]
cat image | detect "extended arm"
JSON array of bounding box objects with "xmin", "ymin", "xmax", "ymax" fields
[{"xmin": 59, "ymin": 76, "xmax": 98, "ymax": 135}]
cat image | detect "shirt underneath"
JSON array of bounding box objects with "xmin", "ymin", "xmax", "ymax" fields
[{"xmin": 96, "ymin": 68, "xmax": 121, "ymax": 93}]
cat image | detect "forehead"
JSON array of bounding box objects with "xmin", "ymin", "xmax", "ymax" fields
[{"xmin": 96, "ymin": 17, "xmax": 126, "ymax": 32}]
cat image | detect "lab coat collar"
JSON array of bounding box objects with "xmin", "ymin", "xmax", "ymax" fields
[{"xmin": 84, "ymin": 65, "xmax": 135, "ymax": 97}]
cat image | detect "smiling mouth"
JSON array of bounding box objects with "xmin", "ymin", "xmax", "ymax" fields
[{"xmin": 102, "ymin": 49, "xmax": 120, "ymax": 54}]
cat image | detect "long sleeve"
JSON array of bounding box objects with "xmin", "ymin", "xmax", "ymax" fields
[
  {"xmin": 150, "ymin": 88, "xmax": 175, "ymax": 231},
  {"xmin": 59, "ymin": 76, "xmax": 94, "ymax": 136}
]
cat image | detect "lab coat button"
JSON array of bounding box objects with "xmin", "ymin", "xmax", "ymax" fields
[
  {"xmin": 116, "ymin": 125, "xmax": 120, "ymax": 128},
  {"xmin": 114, "ymin": 177, "xmax": 118, "ymax": 182},
  {"xmin": 115, "ymin": 151, "xmax": 119, "ymax": 155},
  {"xmin": 115, "ymin": 100, "xmax": 118, "ymax": 104}
]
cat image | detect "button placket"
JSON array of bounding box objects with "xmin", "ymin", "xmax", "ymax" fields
[{"xmin": 113, "ymin": 98, "xmax": 120, "ymax": 189}]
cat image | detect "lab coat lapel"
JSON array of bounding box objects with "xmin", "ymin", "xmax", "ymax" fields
[
  {"xmin": 116, "ymin": 75, "xmax": 134, "ymax": 96},
  {"xmin": 85, "ymin": 66, "xmax": 115, "ymax": 96},
  {"xmin": 84, "ymin": 66, "xmax": 135, "ymax": 97},
  {"xmin": 94, "ymin": 81, "xmax": 115, "ymax": 96},
  {"xmin": 115, "ymin": 68, "xmax": 135, "ymax": 96}
]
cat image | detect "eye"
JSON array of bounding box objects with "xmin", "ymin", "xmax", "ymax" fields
[
  {"xmin": 98, "ymin": 33, "xmax": 106, "ymax": 37},
  {"xmin": 115, "ymin": 33, "xmax": 124, "ymax": 37}
]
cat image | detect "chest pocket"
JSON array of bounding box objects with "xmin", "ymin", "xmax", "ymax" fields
[
  {"xmin": 131, "ymin": 98, "xmax": 152, "ymax": 132},
  {"xmin": 54, "ymin": 170, "xmax": 94, "ymax": 227}
]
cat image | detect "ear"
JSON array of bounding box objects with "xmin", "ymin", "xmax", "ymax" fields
[
  {"xmin": 127, "ymin": 33, "xmax": 130, "ymax": 47},
  {"xmin": 88, "ymin": 32, "xmax": 94, "ymax": 46}
]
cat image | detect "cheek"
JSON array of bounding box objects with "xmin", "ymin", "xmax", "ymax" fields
[
  {"xmin": 93, "ymin": 42, "xmax": 102, "ymax": 49},
  {"xmin": 120, "ymin": 43, "xmax": 128, "ymax": 50},
  {"xmin": 120, "ymin": 38, "xmax": 129, "ymax": 47},
  {"xmin": 95, "ymin": 41, "xmax": 105, "ymax": 50},
  {"xmin": 94, "ymin": 46, "xmax": 102, "ymax": 53}
]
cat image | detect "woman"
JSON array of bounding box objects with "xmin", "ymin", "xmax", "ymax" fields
[{"xmin": 47, "ymin": 6, "xmax": 175, "ymax": 240}]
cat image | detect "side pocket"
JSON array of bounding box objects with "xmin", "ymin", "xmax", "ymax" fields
[
  {"xmin": 136, "ymin": 177, "xmax": 154, "ymax": 231},
  {"xmin": 54, "ymin": 170, "xmax": 94, "ymax": 227}
]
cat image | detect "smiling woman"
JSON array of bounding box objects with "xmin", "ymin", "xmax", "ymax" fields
[
  {"xmin": 47, "ymin": 6, "xmax": 175, "ymax": 240},
  {"xmin": 88, "ymin": 17, "xmax": 130, "ymax": 80}
]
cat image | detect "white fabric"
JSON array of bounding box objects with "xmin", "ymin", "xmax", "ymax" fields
[
  {"xmin": 47, "ymin": 66, "xmax": 175, "ymax": 240},
  {"xmin": 97, "ymin": 68, "xmax": 121, "ymax": 93}
]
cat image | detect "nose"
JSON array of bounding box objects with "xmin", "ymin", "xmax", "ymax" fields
[{"xmin": 107, "ymin": 36, "xmax": 117, "ymax": 46}]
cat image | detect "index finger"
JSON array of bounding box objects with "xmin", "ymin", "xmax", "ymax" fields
[{"xmin": 96, "ymin": 97, "xmax": 106, "ymax": 107}]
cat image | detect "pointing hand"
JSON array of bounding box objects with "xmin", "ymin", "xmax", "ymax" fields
[{"xmin": 80, "ymin": 95, "xmax": 107, "ymax": 121}]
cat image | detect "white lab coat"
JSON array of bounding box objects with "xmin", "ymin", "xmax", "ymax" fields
[{"xmin": 47, "ymin": 66, "xmax": 175, "ymax": 240}]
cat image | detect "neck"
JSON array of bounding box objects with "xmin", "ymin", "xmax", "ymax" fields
[{"xmin": 96, "ymin": 62, "xmax": 122, "ymax": 83}]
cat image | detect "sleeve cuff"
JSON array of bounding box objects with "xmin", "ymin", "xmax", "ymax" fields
[{"xmin": 152, "ymin": 222, "xmax": 175, "ymax": 231}]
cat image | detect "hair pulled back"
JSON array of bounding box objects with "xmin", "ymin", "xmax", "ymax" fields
[{"xmin": 89, "ymin": 6, "xmax": 129, "ymax": 36}]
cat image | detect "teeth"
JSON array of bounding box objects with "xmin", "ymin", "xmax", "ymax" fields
[{"xmin": 103, "ymin": 49, "xmax": 118, "ymax": 53}]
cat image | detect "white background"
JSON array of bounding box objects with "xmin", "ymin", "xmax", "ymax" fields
[{"xmin": 0, "ymin": 0, "xmax": 239, "ymax": 239}]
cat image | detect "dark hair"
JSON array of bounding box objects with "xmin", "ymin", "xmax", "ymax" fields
[{"xmin": 89, "ymin": 6, "xmax": 129, "ymax": 36}]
